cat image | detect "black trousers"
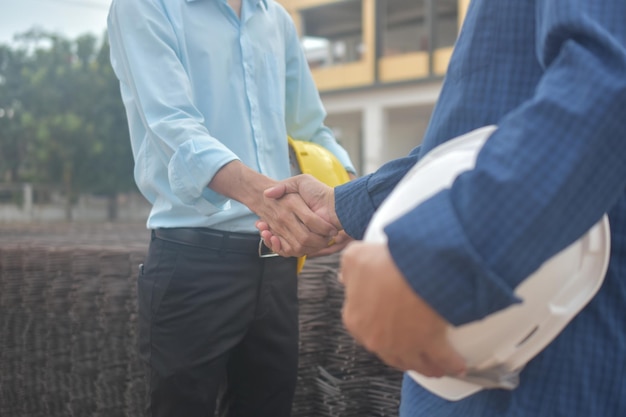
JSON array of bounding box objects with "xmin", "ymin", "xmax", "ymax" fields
[{"xmin": 138, "ymin": 229, "xmax": 299, "ymax": 417}]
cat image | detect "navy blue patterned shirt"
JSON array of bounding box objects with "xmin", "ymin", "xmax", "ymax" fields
[{"xmin": 335, "ymin": 0, "xmax": 626, "ymax": 415}]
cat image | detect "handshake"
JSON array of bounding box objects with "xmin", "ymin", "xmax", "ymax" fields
[
  {"xmin": 252, "ymin": 173, "xmax": 466, "ymax": 380},
  {"xmin": 255, "ymin": 174, "xmax": 350, "ymax": 258}
]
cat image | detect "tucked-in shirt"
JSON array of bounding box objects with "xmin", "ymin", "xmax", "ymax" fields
[
  {"xmin": 336, "ymin": 1, "xmax": 626, "ymax": 416},
  {"xmin": 108, "ymin": 0, "xmax": 355, "ymax": 232}
]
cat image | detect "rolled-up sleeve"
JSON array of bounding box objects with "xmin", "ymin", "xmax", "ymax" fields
[{"xmin": 108, "ymin": 0, "xmax": 238, "ymax": 213}]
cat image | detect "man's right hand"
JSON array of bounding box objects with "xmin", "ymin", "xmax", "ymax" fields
[
  {"xmin": 210, "ymin": 163, "xmax": 337, "ymax": 256},
  {"xmin": 257, "ymin": 174, "xmax": 342, "ymax": 257}
]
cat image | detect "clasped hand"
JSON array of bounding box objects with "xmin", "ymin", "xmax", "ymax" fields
[
  {"xmin": 256, "ymin": 174, "xmax": 343, "ymax": 257},
  {"xmin": 257, "ymin": 174, "xmax": 466, "ymax": 378}
]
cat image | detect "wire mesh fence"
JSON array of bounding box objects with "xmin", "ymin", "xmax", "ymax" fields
[{"xmin": 0, "ymin": 223, "xmax": 401, "ymax": 417}]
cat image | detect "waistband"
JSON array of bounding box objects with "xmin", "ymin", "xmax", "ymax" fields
[{"xmin": 152, "ymin": 227, "xmax": 278, "ymax": 257}]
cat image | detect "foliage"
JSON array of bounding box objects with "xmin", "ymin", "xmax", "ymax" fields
[{"xmin": 0, "ymin": 29, "xmax": 135, "ymax": 216}]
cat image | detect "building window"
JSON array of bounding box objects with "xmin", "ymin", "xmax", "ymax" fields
[
  {"xmin": 381, "ymin": 0, "xmax": 428, "ymax": 56},
  {"xmin": 434, "ymin": 0, "xmax": 459, "ymax": 49},
  {"xmin": 300, "ymin": 0, "xmax": 364, "ymax": 68},
  {"xmin": 380, "ymin": 0, "xmax": 458, "ymax": 56}
]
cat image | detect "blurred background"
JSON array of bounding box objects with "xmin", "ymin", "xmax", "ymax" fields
[
  {"xmin": 0, "ymin": 1, "xmax": 469, "ymax": 416},
  {"xmin": 1, "ymin": 0, "xmax": 140, "ymax": 223},
  {"xmin": 0, "ymin": 0, "xmax": 469, "ymax": 223}
]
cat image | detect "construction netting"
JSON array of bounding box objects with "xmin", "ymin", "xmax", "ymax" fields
[{"xmin": 0, "ymin": 223, "xmax": 401, "ymax": 417}]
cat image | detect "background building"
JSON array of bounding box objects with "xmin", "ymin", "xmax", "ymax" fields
[{"xmin": 281, "ymin": 0, "xmax": 470, "ymax": 174}]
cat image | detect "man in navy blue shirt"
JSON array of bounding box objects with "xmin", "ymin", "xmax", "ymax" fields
[{"xmin": 259, "ymin": 1, "xmax": 626, "ymax": 415}]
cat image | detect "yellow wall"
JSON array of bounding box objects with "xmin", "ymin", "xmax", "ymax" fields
[
  {"xmin": 378, "ymin": 52, "xmax": 429, "ymax": 82},
  {"xmin": 310, "ymin": 0, "xmax": 375, "ymax": 90},
  {"xmin": 459, "ymin": 0, "xmax": 471, "ymax": 23},
  {"xmin": 282, "ymin": 0, "xmax": 468, "ymax": 92}
]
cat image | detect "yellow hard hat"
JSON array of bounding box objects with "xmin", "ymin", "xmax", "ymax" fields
[
  {"xmin": 288, "ymin": 137, "xmax": 351, "ymax": 186},
  {"xmin": 288, "ymin": 137, "xmax": 351, "ymax": 273}
]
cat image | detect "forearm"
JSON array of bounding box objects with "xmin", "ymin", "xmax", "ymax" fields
[{"xmin": 209, "ymin": 160, "xmax": 276, "ymax": 214}]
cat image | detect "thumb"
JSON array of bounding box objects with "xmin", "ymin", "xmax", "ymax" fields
[
  {"xmin": 426, "ymin": 337, "xmax": 467, "ymax": 378},
  {"xmin": 264, "ymin": 183, "xmax": 286, "ymax": 199},
  {"xmin": 264, "ymin": 179, "xmax": 300, "ymax": 199}
]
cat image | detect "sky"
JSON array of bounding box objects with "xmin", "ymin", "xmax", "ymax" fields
[
  {"xmin": 0, "ymin": 0, "xmax": 327, "ymax": 53},
  {"xmin": 0, "ymin": 0, "xmax": 111, "ymax": 45}
]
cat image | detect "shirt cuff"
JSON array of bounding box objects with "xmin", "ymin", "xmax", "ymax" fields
[
  {"xmin": 335, "ymin": 174, "xmax": 377, "ymax": 239},
  {"xmin": 168, "ymin": 139, "xmax": 238, "ymax": 214}
]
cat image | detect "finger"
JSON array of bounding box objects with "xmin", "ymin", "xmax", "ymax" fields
[
  {"xmin": 255, "ymin": 220, "xmax": 270, "ymax": 231},
  {"xmin": 262, "ymin": 217, "xmax": 326, "ymax": 258},
  {"xmin": 264, "ymin": 192, "xmax": 334, "ymax": 253},
  {"xmin": 260, "ymin": 230, "xmax": 277, "ymax": 250},
  {"xmin": 423, "ymin": 340, "xmax": 466, "ymax": 377},
  {"xmin": 264, "ymin": 183, "xmax": 287, "ymax": 199},
  {"xmin": 308, "ymin": 232, "xmax": 353, "ymax": 257},
  {"xmin": 270, "ymin": 229, "xmax": 323, "ymax": 258},
  {"xmin": 282, "ymin": 224, "xmax": 333, "ymax": 255},
  {"xmin": 264, "ymin": 176, "xmax": 305, "ymax": 199},
  {"xmin": 375, "ymin": 352, "xmax": 415, "ymax": 373},
  {"xmin": 269, "ymin": 235, "xmax": 283, "ymax": 252},
  {"xmin": 261, "ymin": 208, "xmax": 310, "ymax": 255},
  {"xmin": 364, "ymin": 342, "xmax": 449, "ymax": 377},
  {"xmin": 260, "ymin": 214, "xmax": 303, "ymax": 256},
  {"xmin": 284, "ymin": 193, "xmax": 337, "ymax": 238},
  {"xmin": 273, "ymin": 233, "xmax": 294, "ymax": 257},
  {"xmin": 410, "ymin": 352, "xmax": 448, "ymax": 378},
  {"xmin": 296, "ymin": 211, "xmax": 337, "ymax": 239}
]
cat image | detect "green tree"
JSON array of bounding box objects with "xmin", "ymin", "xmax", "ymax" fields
[
  {"xmin": 0, "ymin": 30, "xmax": 135, "ymax": 220},
  {"xmin": 0, "ymin": 44, "xmax": 30, "ymax": 184}
]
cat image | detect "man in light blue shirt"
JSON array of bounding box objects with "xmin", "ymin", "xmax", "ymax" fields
[
  {"xmin": 107, "ymin": 0, "xmax": 355, "ymax": 416},
  {"xmin": 259, "ymin": 0, "xmax": 626, "ymax": 416}
]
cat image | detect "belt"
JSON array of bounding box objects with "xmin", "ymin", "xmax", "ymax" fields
[{"xmin": 152, "ymin": 228, "xmax": 278, "ymax": 257}]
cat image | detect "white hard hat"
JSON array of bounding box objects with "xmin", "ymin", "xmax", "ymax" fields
[{"xmin": 363, "ymin": 125, "xmax": 610, "ymax": 401}]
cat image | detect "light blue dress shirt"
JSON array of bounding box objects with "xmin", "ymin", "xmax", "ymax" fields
[
  {"xmin": 108, "ymin": 0, "xmax": 354, "ymax": 232},
  {"xmin": 336, "ymin": 0, "xmax": 626, "ymax": 416}
]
